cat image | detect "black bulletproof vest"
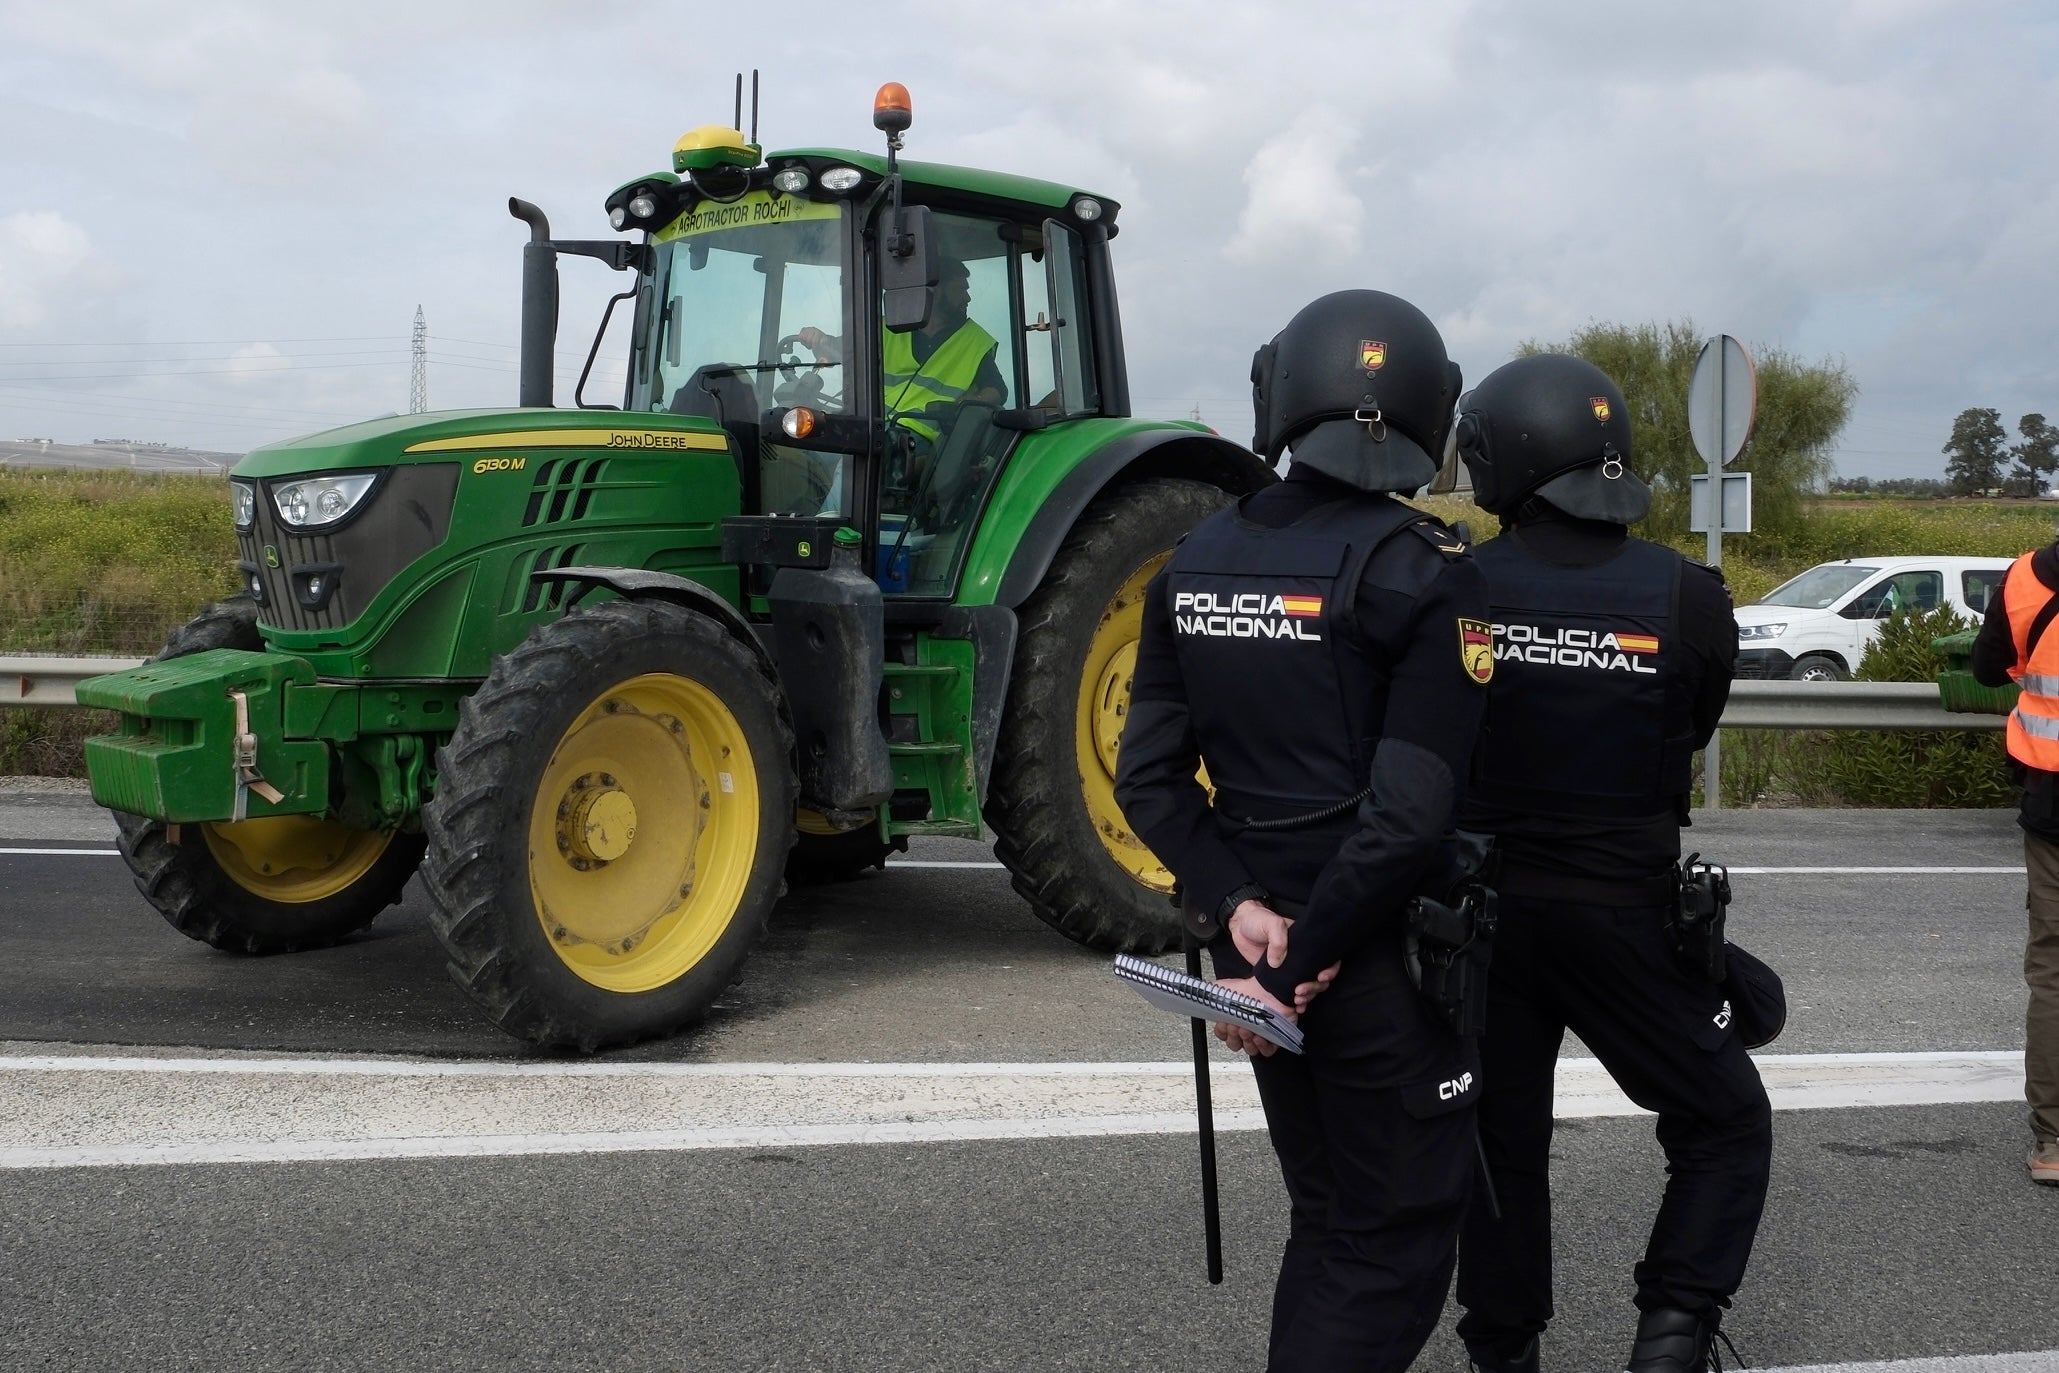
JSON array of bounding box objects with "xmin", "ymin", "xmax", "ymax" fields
[
  {"xmin": 1469, "ymin": 531, "xmax": 1693, "ymax": 818},
  {"xmin": 1164, "ymin": 493, "xmax": 1423, "ymax": 827}
]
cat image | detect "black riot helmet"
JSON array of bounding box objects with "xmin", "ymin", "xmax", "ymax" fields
[
  {"xmin": 1250, "ymin": 289, "xmax": 1462, "ymax": 493},
  {"xmin": 1455, "ymin": 353, "xmax": 1651, "ymax": 523}
]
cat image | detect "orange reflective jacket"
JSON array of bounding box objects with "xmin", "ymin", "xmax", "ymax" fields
[{"xmin": 2004, "ymin": 552, "xmax": 2059, "ymax": 770}]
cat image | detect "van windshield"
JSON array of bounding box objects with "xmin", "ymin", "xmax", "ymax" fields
[{"xmin": 1759, "ymin": 565, "xmax": 1880, "ymax": 609}]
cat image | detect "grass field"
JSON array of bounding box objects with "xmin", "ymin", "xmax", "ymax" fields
[{"xmin": 1, "ymin": 472, "xmax": 2043, "ymax": 789}]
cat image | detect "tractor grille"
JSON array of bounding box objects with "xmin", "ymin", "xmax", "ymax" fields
[{"xmin": 238, "ymin": 464, "xmax": 460, "ymax": 634}]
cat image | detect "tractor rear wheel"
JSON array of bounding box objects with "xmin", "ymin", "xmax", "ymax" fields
[
  {"xmin": 421, "ymin": 599, "xmax": 795, "ymax": 1050},
  {"xmin": 986, "ymin": 478, "xmax": 1231, "ymax": 952},
  {"xmin": 112, "ymin": 596, "xmax": 424, "ymax": 955}
]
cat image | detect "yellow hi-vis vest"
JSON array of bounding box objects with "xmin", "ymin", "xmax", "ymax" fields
[
  {"xmin": 2004, "ymin": 551, "xmax": 2059, "ymax": 771},
  {"xmin": 882, "ymin": 320, "xmax": 997, "ymax": 444}
]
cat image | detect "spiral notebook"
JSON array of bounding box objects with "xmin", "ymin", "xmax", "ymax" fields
[{"xmin": 1112, "ymin": 954, "xmax": 1304, "ymax": 1054}]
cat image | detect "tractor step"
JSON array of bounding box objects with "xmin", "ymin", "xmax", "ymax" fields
[
  {"xmin": 890, "ymin": 819, "xmax": 983, "ymax": 838},
  {"xmin": 887, "ymin": 741, "xmax": 962, "ymax": 757}
]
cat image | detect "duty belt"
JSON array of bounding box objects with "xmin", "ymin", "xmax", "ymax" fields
[{"xmin": 1495, "ymin": 860, "xmax": 1676, "ymax": 908}]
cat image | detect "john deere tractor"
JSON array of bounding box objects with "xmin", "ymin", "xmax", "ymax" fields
[{"xmin": 78, "ymin": 83, "xmax": 1272, "ymax": 1049}]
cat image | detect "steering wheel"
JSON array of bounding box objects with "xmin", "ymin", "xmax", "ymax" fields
[{"xmin": 774, "ymin": 333, "xmax": 840, "ymax": 409}]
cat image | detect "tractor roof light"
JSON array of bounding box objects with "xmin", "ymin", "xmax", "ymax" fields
[
  {"xmin": 627, "ymin": 191, "xmax": 658, "ymax": 220},
  {"xmin": 608, "ymin": 206, "xmax": 629, "ymax": 230},
  {"xmin": 820, "ymin": 166, "xmax": 863, "ymax": 193},
  {"xmin": 1072, "ymin": 196, "xmax": 1103, "ymax": 222},
  {"xmin": 873, "ymin": 82, "xmax": 912, "ymax": 134},
  {"xmin": 672, "ymin": 125, "xmax": 762, "ymax": 174},
  {"xmin": 771, "ymin": 167, "xmax": 811, "ymax": 195}
]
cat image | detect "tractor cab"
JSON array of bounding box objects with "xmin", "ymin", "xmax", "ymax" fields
[{"xmin": 586, "ymin": 88, "xmax": 1123, "ymax": 601}]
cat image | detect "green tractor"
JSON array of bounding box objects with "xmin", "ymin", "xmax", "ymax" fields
[{"xmin": 78, "ymin": 83, "xmax": 1272, "ymax": 1050}]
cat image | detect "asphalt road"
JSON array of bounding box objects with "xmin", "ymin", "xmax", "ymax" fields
[{"xmin": 2, "ymin": 787, "xmax": 2054, "ymax": 1371}]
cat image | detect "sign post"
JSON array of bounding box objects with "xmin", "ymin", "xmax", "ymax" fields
[{"xmin": 1687, "ymin": 335, "xmax": 1757, "ymax": 809}]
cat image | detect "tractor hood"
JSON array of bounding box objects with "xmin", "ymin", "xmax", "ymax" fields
[{"xmin": 233, "ymin": 408, "xmax": 732, "ymax": 480}]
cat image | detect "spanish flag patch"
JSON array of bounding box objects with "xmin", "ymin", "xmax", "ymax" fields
[
  {"xmin": 1617, "ymin": 633, "xmax": 1660, "ymax": 654},
  {"xmin": 1281, "ymin": 595, "xmax": 1323, "ymax": 618}
]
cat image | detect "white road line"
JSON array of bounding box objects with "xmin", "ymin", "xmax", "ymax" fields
[
  {"xmin": 1, "ymin": 850, "xmax": 2027, "ymax": 876},
  {"xmin": 1730, "ymin": 866, "xmax": 2025, "ymax": 874},
  {"xmin": 1759, "ymin": 1356, "xmax": 2059, "ymax": 1373},
  {"xmin": 0, "ymin": 1050, "xmax": 2024, "ymax": 1170}
]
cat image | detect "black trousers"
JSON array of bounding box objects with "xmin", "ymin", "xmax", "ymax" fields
[
  {"xmin": 1231, "ymin": 944, "xmax": 1478, "ymax": 1373},
  {"xmin": 1454, "ymin": 895, "xmax": 1773, "ymax": 1343}
]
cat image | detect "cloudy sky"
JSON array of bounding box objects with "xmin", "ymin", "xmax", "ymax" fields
[{"xmin": 2, "ymin": 0, "xmax": 2054, "ymax": 478}]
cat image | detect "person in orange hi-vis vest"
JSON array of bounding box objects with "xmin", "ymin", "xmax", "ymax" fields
[{"xmin": 1972, "ymin": 542, "xmax": 2059, "ymax": 1186}]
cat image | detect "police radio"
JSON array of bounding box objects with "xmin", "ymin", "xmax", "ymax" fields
[{"xmin": 1672, "ymin": 853, "xmax": 1732, "ymax": 984}]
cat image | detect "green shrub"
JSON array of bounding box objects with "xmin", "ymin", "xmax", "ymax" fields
[{"xmin": 1821, "ymin": 604, "xmax": 2015, "ymax": 807}]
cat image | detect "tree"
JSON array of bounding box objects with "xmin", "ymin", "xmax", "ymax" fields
[
  {"xmin": 1943, "ymin": 407, "xmax": 2008, "ymax": 495},
  {"xmin": 2009, "ymin": 413, "xmax": 2059, "ymax": 497},
  {"xmin": 1516, "ymin": 320, "xmax": 1856, "ymax": 541}
]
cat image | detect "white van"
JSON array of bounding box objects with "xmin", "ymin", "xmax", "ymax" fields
[{"xmin": 1734, "ymin": 555, "xmax": 2013, "ymax": 681}]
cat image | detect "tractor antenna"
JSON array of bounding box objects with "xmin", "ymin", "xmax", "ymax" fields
[
  {"xmin": 733, "ymin": 73, "xmax": 743, "ymax": 131},
  {"xmin": 749, "ymin": 69, "xmax": 760, "ymax": 146}
]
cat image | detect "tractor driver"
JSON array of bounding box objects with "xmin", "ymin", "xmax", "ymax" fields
[{"xmin": 796, "ymin": 256, "xmax": 1007, "ymax": 470}]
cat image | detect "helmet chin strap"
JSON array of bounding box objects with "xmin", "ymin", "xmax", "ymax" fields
[
  {"xmin": 1352, "ymin": 406, "xmax": 1388, "ymax": 442},
  {"xmin": 1599, "ymin": 443, "xmax": 1625, "ymax": 480}
]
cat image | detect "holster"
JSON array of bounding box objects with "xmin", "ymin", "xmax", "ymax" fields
[
  {"xmin": 1671, "ymin": 852, "xmax": 1731, "ymax": 983},
  {"xmin": 1404, "ymin": 832, "xmax": 1500, "ymax": 1037}
]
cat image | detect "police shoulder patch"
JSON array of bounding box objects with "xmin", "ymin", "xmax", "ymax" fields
[
  {"xmin": 1405, "ymin": 518, "xmax": 1468, "ymax": 559},
  {"xmin": 1458, "ymin": 618, "xmax": 1494, "ymax": 684}
]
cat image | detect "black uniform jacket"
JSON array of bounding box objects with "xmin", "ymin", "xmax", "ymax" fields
[
  {"xmin": 1456, "ymin": 508, "xmax": 1736, "ymax": 883},
  {"xmin": 1973, "ymin": 541, "xmax": 2059, "ymax": 841},
  {"xmin": 1115, "ymin": 468, "xmax": 1490, "ymax": 1003}
]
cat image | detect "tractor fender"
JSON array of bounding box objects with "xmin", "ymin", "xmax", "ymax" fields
[
  {"xmin": 530, "ymin": 566, "xmax": 775, "ymax": 677},
  {"xmin": 992, "ymin": 429, "xmax": 1277, "ymax": 609}
]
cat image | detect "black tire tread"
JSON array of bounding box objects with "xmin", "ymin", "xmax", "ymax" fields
[
  {"xmin": 421, "ymin": 598, "xmax": 796, "ymax": 1051},
  {"xmin": 984, "ymin": 478, "xmax": 1230, "ymax": 953}
]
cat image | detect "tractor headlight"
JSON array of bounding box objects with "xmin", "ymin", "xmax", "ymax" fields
[
  {"xmin": 1072, "ymin": 196, "xmax": 1103, "ymax": 222},
  {"xmin": 231, "ymin": 480, "xmax": 256, "ymax": 531},
  {"xmin": 819, "ymin": 166, "xmax": 863, "ymax": 193},
  {"xmin": 609, "ymin": 205, "xmax": 629, "ymax": 230},
  {"xmin": 273, "ymin": 472, "xmax": 378, "ymax": 530},
  {"xmin": 1738, "ymin": 622, "xmax": 1787, "ymax": 641},
  {"xmin": 628, "ymin": 192, "xmax": 658, "ymax": 221},
  {"xmin": 772, "ymin": 167, "xmax": 810, "ymax": 194}
]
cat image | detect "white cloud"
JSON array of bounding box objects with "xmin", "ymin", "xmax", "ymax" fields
[
  {"xmin": 1225, "ymin": 110, "xmax": 1365, "ymax": 264},
  {"xmin": 0, "ymin": 211, "xmax": 97, "ymax": 328}
]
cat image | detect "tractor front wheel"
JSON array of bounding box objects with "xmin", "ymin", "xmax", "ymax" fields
[
  {"xmin": 112, "ymin": 595, "xmax": 423, "ymax": 954},
  {"xmin": 421, "ymin": 599, "xmax": 795, "ymax": 1050},
  {"xmin": 986, "ymin": 478, "xmax": 1231, "ymax": 952}
]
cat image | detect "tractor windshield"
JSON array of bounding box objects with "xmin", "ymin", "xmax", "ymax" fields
[{"xmin": 640, "ymin": 192, "xmax": 850, "ymax": 517}]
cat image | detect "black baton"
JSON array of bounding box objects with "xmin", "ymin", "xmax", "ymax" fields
[{"xmin": 1185, "ymin": 926, "xmax": 1224, "ymax": 1284}]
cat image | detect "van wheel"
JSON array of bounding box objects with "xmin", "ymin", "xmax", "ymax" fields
[{"xmin": 1791, "ymin": 654, "xmax": 1846, "ymax": 682}]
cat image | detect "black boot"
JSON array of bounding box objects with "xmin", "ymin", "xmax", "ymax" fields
[
  {"xmin": 1466, "ymin": 1333, "xmax": 1540, "ymax": 1373},
  {"xmin": 1623, "ymin": 1307, "xmax": 1714, "ymax": 1372}
]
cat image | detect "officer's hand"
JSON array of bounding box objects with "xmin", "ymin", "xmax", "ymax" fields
[
  {"xmin": 1213, "ymin": 1021, "xmax": 1277, "ymax": 1058},
  {"xmin": 1213, "ymin": 976, "xmax": 1297, "ymax": 1025},
  {"xmin": 1292, "ymin": 962, "xmax": 1342, "ymax": 1013},
  {"xmin": 1228, "ymin": 901, "xmax": 1293, "ymax": 969}
]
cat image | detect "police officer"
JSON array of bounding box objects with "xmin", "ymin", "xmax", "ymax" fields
[
  {"xmin": 1115, "ymin": 289, "xmax": 1489, "ymax": 1371},
  {"xmin": 1448, "ymin": 354, "xmax": 1771, "ymax": 1373},
  {"xmin": 1970, "ymin": 537, "xmax": 2059, "ymax": 1187}
]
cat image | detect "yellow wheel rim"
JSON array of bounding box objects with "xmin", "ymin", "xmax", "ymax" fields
[
  {"xmin": 202, "ymin": 816, "xmax": 396, "ymax": 904},
  {"xmin": 1076, "ymin": 551, "xmax": 1177, "ymax": 893},
  {"xmin": 528, "ymin": 672, "xmax": 760, "ymax": 994}
]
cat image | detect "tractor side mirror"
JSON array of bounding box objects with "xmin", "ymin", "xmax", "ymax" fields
[
  {"xmin": 881, "ymin": 204, "xmax": 937, "ymax": 333},
  {"xmin": 1427, "ymin": 424, "xmax": 1472, "ymax": 496}
]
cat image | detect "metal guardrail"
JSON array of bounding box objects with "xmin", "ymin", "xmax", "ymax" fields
[
  {"xmin": 0, "ymin": 655, "xmax": 2013, "ymax": 730},
  {"xmin": 1721, "ymin": 679, "xmax": 2006, "ymax": 731},
  {"xmin": 2, "ymin": 655, "xmax": 146, "ymax": 708}
]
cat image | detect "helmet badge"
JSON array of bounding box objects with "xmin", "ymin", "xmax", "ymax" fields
[
  {"xmin": 1361, "ymin": 340, "xmax": 1387, "ymax": 372},
  {"xmin": 1590, "ymin": 396, "xmax": 1611, "ymax": 423}
]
